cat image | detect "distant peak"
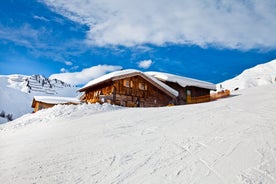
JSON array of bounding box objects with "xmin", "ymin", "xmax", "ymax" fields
[{"xmin": 219, "ymin": 59, "xmax": 276, "ymax": 91}]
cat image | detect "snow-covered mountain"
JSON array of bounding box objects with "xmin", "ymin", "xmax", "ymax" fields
[
  {"xmin": 1, "ymin": 83, "xmax": 275, "ymax": 184},
  {"xmin": 0, "ymin": 74, "xmax": 78, "ymax": 123},
  {"xmin": 218, "ymin": 59, "xmax": 276, "ymax": 91}
]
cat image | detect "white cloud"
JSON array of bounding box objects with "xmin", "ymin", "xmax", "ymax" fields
[
  {"xmin": 70, "ymin": 65, "xmax": 79, "ymax": 70},
  {"xmin": 41, "ymin": 0, "xmax": 276, "ymax": 50},
  {"xmin": 60, "ymin": 68, "xmax": 68, "ymax": 73},
  {"xmin": 65, "ymin": 61, "xmax": 73, "ymax": 66},
  {"xmin": 138, "ymin": 59, "xmax": 153, "ymax": 69},
  {"xmin": 49, "ymin": 65, "xmax": 122, "ymax": 85}
]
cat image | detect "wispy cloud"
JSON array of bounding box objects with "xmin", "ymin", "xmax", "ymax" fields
[
  {"xmin": 33, "ymin": 15, "xmax": 49, "ymax": 22},
  {"xmin": 65, "ymin": 61, "xmax": 73, "ymax": 66},
  {"xmin": 70, "ymin": 65, "xmax": 79, "ymax": 70},
  {"xmin": 60, "ymin": 68, "xmax": 68, "ymax": 73},
  {"xmin": 138, "ymin": 59, "xmax": 153, "ymax": 69},
  {"xmin": 41, "ymin": 0, "xmax": 276, "ymax": 50},
  {"xmin": 0, "ymin": 23, "xmax": 88, "ymax": 63},
  {"xmin": 49, "ymin": 65, "xmax": 122, "ymax": 85},
  {"xmin": 0, "ymin": 24, "xmax": 46, "ymax": 49}
]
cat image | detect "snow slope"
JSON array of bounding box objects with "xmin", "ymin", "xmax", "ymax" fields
[
  {"xmin": 218, "ymin": 59, "xmax": 276, "ymax": 90},
  {"xmin": 0, "ymin": 74, "xmax": 78, "ymax": 122},
  {"xmin": 0, "ymin": 84, "xmax": 275, "ymax": 184}
]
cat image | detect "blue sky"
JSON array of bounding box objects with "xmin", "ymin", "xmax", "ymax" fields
[{"xmin": 0, "ymin": 0, "xmax": 276, "ymax": 85}]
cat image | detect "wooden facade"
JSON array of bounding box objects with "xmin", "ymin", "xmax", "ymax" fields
[
  {"xmin": 79, "ymin": 72, "xmax": 177, "ymax": 107},
  {"xmin": 32, "ymin": 101, "xmax": 55, "ymax": 113}
]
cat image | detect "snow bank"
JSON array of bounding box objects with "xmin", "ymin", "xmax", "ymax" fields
[
  {"xmin": 0, "ymin": 103, "xmax": 122, "ymax": 131},
  {"xmin": 0, "ymin": 84, "xmax": 275, "ymax": 184}
]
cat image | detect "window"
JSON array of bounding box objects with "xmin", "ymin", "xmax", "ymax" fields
[
  {"xmin": 139, "ymin": 83, "xmax": 147, "ymax": 90},
  {"xmin": 124, "ymin": 79, "xmax": 129, "ymax": 87},
  {"xmin": 124, "ymin": 79, "xmax": 133, "ymax": 88},
  {"xmin": 94, "ymin": 90, "xmax": 101, "ymax": 98}
]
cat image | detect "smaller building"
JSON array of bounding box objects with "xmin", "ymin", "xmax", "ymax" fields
[
  {"xmin": 32, "ymin": 96, "xmax": 80, "ymax": 112},
  {"xmin": 145, "ymin": 72, "xmax": 216, "ymax": 104}
]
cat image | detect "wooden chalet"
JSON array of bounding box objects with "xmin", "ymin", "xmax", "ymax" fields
[
  {"xmin": 79, "ymin": 69, "xmax": 178, "ymax": 107},
  {"xmin": 146, "ymin": 72, "xmax": 216, "ymax": 104},
  {"xmin": 32, "ymin": 96, "xmax": 80, "ymax": 112}
]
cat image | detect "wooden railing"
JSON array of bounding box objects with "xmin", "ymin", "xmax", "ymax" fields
[
  {"xmin": 186, "ymin": 89, "xmax": 231, "ymax": 104},
  {"xmin": 210, "ymin": 90, "xmax": 230, "ymax": 100},
  {"xmin": 186, "ymin": 94, "xmax": 211, "ymax": 104}
]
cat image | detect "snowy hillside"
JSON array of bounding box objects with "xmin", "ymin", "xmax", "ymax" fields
[
  {"xmin": 218, "ymin": 59, "xmax": 276, "ymax": 90},
  {"xmin": 0, "ymin": 84, "xmax": 275, "ymax": 184},
  {"xmin": 0, "ymin": 74, "xmax": 78, "ymax": 122}
]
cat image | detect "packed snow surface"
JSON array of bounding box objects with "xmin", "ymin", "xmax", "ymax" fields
[{"xmin": 0, "ymin": 84, "xmax": 275, "ymax": 184}]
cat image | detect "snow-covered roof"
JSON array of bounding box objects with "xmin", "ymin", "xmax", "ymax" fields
[
  {"xmin": 145, "ymin": 71, "xmax": 216, "ymax": 90},
  {"xmin": 33, "ymin": 96, "xmax": 80, "ymax": 105},
  {"xmin": 80, "ymin": 69, "xmax": 140, "ymax": 91},
  {"xmin": 79, "ymin": 69, "xmax": 179, "ymax": 97},
  {"xmin": 145, "ymin": 74, "xmax": 179, "ymax": 97}
]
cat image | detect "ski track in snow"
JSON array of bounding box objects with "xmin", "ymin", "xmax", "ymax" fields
[{"xmin": 0, "ymin": 84, "xmax": 276, "ymax": 184}]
